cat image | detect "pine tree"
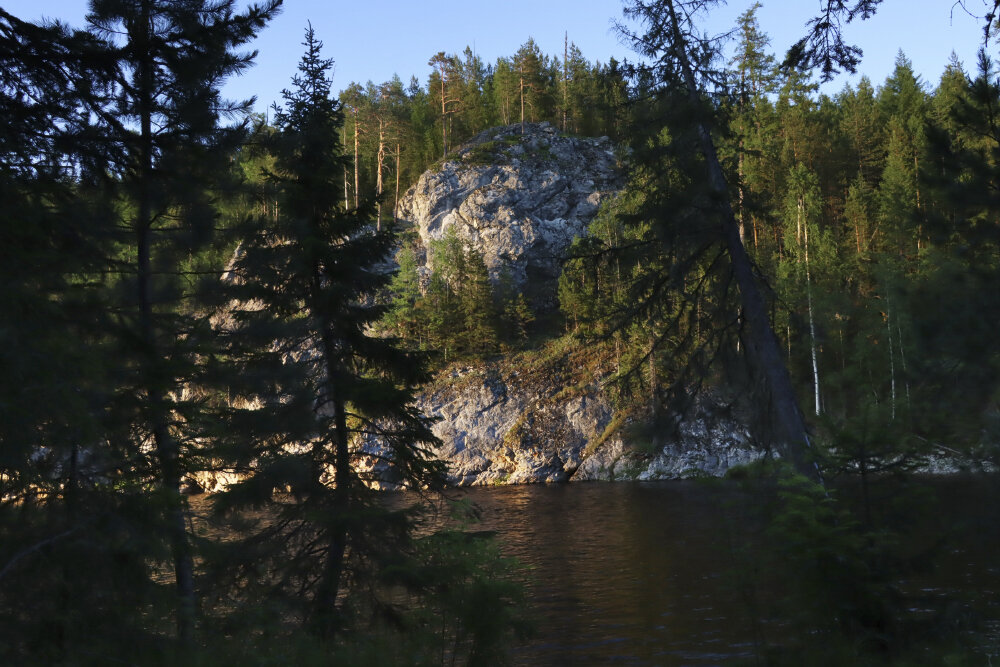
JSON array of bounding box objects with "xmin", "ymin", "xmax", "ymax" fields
[
  {"xmin": 0, "ymin": 14, "xmax": 143, "ymax": 660},
  {"xmin": 428, "ymin": 51, "xmax": 462, "ymax": 156},
  {"xmin": 513, "ymin": 38, "xmax": 550, "ymax": 133},
  {"xmin": 779, "ymin": 164, "xmax": 830, "ymax": 417},
  {"xmin": 563, "ymin": 42, "xmax": 593, "ymax": 134},
  {"xmin": 878, "ymin": 116, "xmax": 919, "ymax": 254},
  {"xmin": 84, "ymin": 0, "xmax": 279, "ymax": 645},
  {"xmin": 461, "ymin": 249, "xmax": 500, "ymax": 355},
  {"xmin": 617, "ymin": 0, "xmax": 820, "ymax": 479},
  {"xmin": 0, "ymin": 9, "xmax": 114, "ymax": 509},
  {"xmin": 491, "ymin": 57, "xmax": 519, "ymax": 126},
  {"xmin": 913, "ymin": 49, "xmax": 1000, "ymax": 454}
]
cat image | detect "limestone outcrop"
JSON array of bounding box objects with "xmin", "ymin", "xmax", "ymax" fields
[
  {"xmin": 407, "ymin": 358, "xmax": 765, "ymax": 487},
  {"xmin": 396, "ymin": 122, "xmax": 622, "ymax": 301}
]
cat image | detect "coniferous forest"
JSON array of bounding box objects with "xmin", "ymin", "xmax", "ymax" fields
[{"xmin": 1, "ymin": 0, "xmax": 999, "ymax": 664}]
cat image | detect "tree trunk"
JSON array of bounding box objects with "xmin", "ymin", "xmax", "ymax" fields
[
  {"xmin": 353, "ymin": 109, "xmax": 360, "ymax": 210},
  {"xmin": 898, "ymin": 319, "xmax": 911, "ymax": 411},
  {"xmin": 394, "ymin": 142, "xmax": 401, "ymax": 223},
  {"xmin": 665, "ymin": 0, "xmax": 819, "ymax": 481},
  {"xmin": 801, "ymin": 200, "xmax": 821, "ymax": 416},
  {"xmin": 887, "ymin": 299, "xmax": 897, "ymax": 421},
  {"xmin": 376, "ymin": 120, "xmax": 385, "ymax": 230},
  {"xmin": 519, "ymin": 68, "xmax": 525, "ymax": 134},
  {"xmin": 736, "ymin": 72, "xmax": 746, "ymax": 244},
  {"xmin": 309, "ymin": 264, "xmax": 352, "ymax": 638},
  {"xmin": 439, "ymin": 66, "xmax": 448, "ymax": 157},
  {"xmin": 562, "ymin": 31, "xmax": 569, "ymax": 132},
  {"xmin": 136, "ymin": 3, "xmax": 196, "ymax": 641}
]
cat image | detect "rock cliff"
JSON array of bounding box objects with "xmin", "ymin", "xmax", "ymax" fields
[
  {"xmin": 411, "ymin": 352, "xmax": 764, "ymax": 487},
  {"xmin": 381, "ymin": 124, "xmax": 764, "ymax": 486},
  {"xmin": 396, "ymin": 122, "xmax": 622, "ymax": 301}
]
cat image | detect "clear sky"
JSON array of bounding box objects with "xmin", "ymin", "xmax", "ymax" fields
[{"xmin": 3, "ymin": 0, "xmax": 991, "ymax": 111}]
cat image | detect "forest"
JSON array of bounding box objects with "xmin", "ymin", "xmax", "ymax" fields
[{"xmin": 1, "ymin": 0, "xmax": 999, "ymax": 664}]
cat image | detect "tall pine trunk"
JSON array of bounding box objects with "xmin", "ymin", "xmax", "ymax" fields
[
  {"xmin": 376, "ymin": 120, "xmax": 385, "ymax": 229},
  {"xmin": 800, "ymin": 198, "xmax": 821, "ymax": 416},
  {"xmin": 394, "ymin": 142, "xmax": 401, "ymax": 222},
  {"xmin": 519, "ymin": 69, "xmax": 525, "ymax": 134},
  {"xmin": 353, "ymin": 110, "xmax": 360, "ymax": 209},
  {"xmin": 562, "ymin": 32, "xmax": 569, "ymax": 132}
]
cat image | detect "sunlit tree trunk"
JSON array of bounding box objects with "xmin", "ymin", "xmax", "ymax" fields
[
  {"xmin": 562, "ymin": 31, "xmax": 569, "ymax": 132},
  {"xmin": 800, "ymin": 197, "xmax": 821, "ymax": 416},
  {"xmin": 353, "ymin": 110, "xmax": 360, "ymax": 209},
  {"xmin": 394, "ymin": 142, "xmax": 400, "ymax": 222},
  {"xmin": 887, "ymin": 299, "xmax": 897, "ymax": 420},
  {"xmin": 376, "ymin": 119, "xmax": 385, "ymax": 229}
]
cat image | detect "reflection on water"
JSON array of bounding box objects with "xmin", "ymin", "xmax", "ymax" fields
[
  {"xmin": 192, "ymin": 477, "xmax": 999, "ymax": 664},
  {"xmin": 443, "ymin": 478, "xmax": 1000, "ymax": 666},
  {"xmin": 449, "ymin": 482, "xmax": 753, "ymax": 665}
]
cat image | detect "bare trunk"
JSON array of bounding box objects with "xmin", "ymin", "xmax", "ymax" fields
[
  {"xmin": 887, "ymin": 299, "xmax": 896, "ymax": 420},
  {"xmin": 313, "ymin": 369, "xmax": 351, "ymax": 638},
  {"xmin": 394, "ymin": 143, "xmax": 400, "ymax": 222},
  {"xmin": 648, "ymin": 333, "xmax": 658, "ymax": 415},
  {"xmin": 308, "ymin": 257, "xmax": 353, "ymax": 638},
  {"xmin": 519, "ymin": 68, "xmax": 525, "ymax": 134},
  {"xmin": 562, "ymin": 31, "xmax": 569, "ymax": 132},
  {"xmin": 440, "ymin": 68, "xmax": 448, "ymax": 157},
  {"xmin": 353, "ymin": 110, "xmax": 360, "ymax": 209},
  {"xmin": 737, "ymin": 73, "xmax": 746, "ymax": 244},
  {"xmin": 376, "ymin": 120, "xmax": 385, "ymax": 230},
  {"xmin": 898, "ymin": 319, "xmax": 911, "ymax": 411},
  {"xmin": 737, "ymin": 148, "xmax": 746, "ymax": 244},
  {"xmin": 801, "ymin": 200, "xmax": 821, "ymax": 416}
]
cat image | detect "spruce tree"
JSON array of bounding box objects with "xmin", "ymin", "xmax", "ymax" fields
[
  {"xmin": 837, "ymin": 77, "xmax": 885, "ymax": 191},
  {"xmin": 211, "ymin": 26, "xmax": 443, "ymax": 639}
]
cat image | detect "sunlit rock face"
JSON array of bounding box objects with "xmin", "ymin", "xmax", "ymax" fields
[
  {"xmin": 393, "ymin": 362, "xmax": 765, "ymax": 488},
  {"xmin": 396, "ymin": 122, "xmax": 622, "ymax": 303}
]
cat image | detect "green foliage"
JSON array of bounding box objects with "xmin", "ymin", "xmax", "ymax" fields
[
  {"xmin": 720, "ymin": 461, "xmax": 983, "ymax": 665},
  {"xmin": 381, "ymin": 227, "xmax": 539, "ymax": 364},
  {"xmin": 337, "ymin": 39, "xmax": 627, "ymax": 204},
  {"xmin": 209, "ymin": 26, "xmax": 447, "ymax": 642}
]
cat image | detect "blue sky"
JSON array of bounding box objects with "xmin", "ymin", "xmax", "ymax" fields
[{"xmin": 4, "ymin": 0, "xmax": 991, "ymax": 111}]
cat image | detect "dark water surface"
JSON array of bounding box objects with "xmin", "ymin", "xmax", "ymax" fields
[{"xmin": 444, "ymin": 478, "xmax": 1000, "ymax": 666}]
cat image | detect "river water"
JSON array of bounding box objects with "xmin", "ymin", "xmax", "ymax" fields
[{"xmin": 443, "ymin": 477, "xmax": 1000, "ymax": 666}]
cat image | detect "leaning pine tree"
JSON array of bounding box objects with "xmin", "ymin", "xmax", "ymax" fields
[
  {"xmin": 614, "ymin": 0, "xmax": 819, "ymax": 479},
  {"xmin": 207, "ymin": 26, "xmax": 444, "ymax": 639}
]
